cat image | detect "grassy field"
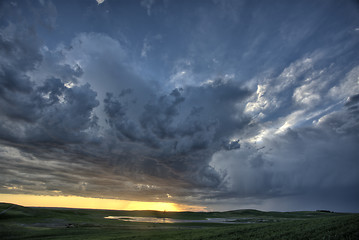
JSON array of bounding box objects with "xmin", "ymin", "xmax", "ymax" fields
[{"xmin": 0, "ymin": 203, "xmax": 358, "ymax": 240}]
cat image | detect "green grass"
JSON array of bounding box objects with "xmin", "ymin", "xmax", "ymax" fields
[{"xmin": 0, "ymin": 203, "xmax": 358, "ymax": 240}]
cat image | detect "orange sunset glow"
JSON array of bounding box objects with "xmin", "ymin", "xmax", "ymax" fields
[{"xmin": 0, "ymin": 194, "xmax": 206, "ymax": 212}]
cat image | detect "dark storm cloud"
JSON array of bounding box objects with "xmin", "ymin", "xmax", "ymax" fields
[
  {"xmin": 210, "ymin": 100, "xmax": 359, "ymax": 211},
  {"xmin": 104, "ymin": 80, "xmax": 251, "ymax": 150},
  {"xmin": 103, "ymin": 80, "xmax": 251, "ymax": 189},
  {"xmin": 0, "ymin": 12, "xmax": 252, "ymax": 203},
  {"xmin": 0, "ymin": 23, "xmax": 99, "ymax": 145},
  {"xmin": 222, "ymin": 140, "xmax": 241, "ymax": 151},
  {"xmin": 0, "ymin": 23, "xmax": 43, "ymax": 128},
  {"xmin": 1, "ymin": 0, "xmax": 359, "ymax": 211}
]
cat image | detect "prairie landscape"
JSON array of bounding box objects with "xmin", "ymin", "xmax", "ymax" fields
[{"xmin": 1, "ymin": 203, "xmax": 358, "ymax": 240}]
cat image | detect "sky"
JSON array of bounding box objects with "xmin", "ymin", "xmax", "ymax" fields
[{"xmin": 0, "ymin": 0, "xmax": 358, "ymax": 212}]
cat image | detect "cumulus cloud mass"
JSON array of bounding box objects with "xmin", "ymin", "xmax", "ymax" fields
[{"xmin": 0, "ymin": 0, "xmax": 358, "ymax": 212}]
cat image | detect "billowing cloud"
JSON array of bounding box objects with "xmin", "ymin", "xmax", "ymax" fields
[
  {"xmin": 0, "ymin": 23, "xmax": 99, "ymax": 145},
  {"xmin": 1, "ymin": 0, "xmax": 358, "ymax": 211},
  {"xmin": 210, "ymin": 95, "xmax": 359, "ymax": 211},
  {"xmin": 0, "ymin": 18, "xmax": 252, "ymax": 204},
  {"xmin": 103, "ymin": 79, "xmax": 251, "ymax": 190}
]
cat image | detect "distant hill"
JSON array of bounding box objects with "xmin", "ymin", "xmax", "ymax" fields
[{"xmin": 0, "ymin": 203, "xmax": 358, "ymax": 240}]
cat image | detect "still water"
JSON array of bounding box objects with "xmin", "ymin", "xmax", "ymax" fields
[{"xmin": 105, "ymin": 216, "xmax": 239, "ymax": 224}]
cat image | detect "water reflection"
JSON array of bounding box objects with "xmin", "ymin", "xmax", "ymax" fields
[{"xmin": 105, "ymin": 216, "xmax": 239, "ymax": 224}]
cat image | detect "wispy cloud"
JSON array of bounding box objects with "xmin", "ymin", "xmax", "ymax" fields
[{"xmin": 141, "ymin": 0, "xmax": 155, "ymax": 16}]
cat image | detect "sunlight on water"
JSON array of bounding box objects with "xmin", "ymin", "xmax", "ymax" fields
[
  {"xmin": 105, "ymin": 216, "xmax": 179, "ymax": 223},
  {"xmin": 105, "ymin": 216, "xmax": 241, "ymax": 224}
]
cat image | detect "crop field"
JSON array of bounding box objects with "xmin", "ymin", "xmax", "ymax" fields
[{"xmin": 0, "ymin": 203, "xmax": 358, "ymax": 240}]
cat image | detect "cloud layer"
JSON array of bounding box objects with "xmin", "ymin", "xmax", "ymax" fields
[
  {"xmin": 0, "ymin": 20, "xmax": 251, "ymax": 203},
  {"xmin": 0, "ymin": 0, "xmax": 358, "ymax": 211}
]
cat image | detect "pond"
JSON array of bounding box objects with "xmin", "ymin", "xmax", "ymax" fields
[{"xmin": 105, "ymin": 216, "xmax": 250, "ymax": 224}]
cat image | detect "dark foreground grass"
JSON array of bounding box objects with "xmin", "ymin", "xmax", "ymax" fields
[{"xmin": 0, "ymin": 203, "xmax": 358, "ymax": 240}]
